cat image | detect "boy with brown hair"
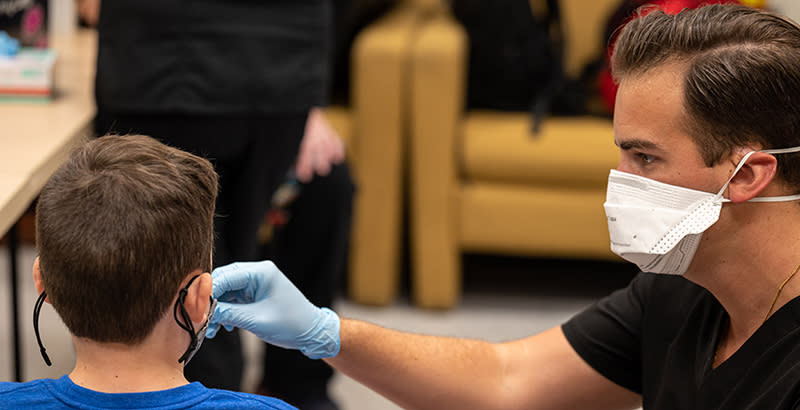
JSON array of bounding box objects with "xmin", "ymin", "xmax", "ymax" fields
[{"xmin": 0, "ymin": 135, "xmax": 295, "ymax": 409}]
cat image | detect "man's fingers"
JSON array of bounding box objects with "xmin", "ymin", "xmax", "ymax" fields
[
  {"xmin": 314, "ymin": 158, "xmax": 332, "ymax": 177},
  {"xmin": 211, "ymin": 262, "xmax": 260, "ymax": 299},
  {"xmin": 332, "ymin": 142, "xmax": 346, "ymax": 163},
  {"xmin": 294, "ymin": 142, "xmax": 314, "ymax": 183},
  {"xmin": 206, "ymin": 322, "xmax": 220, "ymax": 338},
  {"xmin": 209, "ymin": 301, "xmax": 244, "ymax": 331}
]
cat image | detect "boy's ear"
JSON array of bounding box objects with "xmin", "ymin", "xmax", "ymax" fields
[
  {"xmin": 727, "ymin": 151, "xmax": 777, "ymax": 203},
  {"xmin": 183, "ymin": 271, "xmax": 212, "ymax": 324},
  {"xmin": 32, "ymin": 257, "xmax": 49, "ymax": 303}
]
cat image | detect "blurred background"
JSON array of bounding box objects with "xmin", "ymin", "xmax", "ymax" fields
[{"xmin": 1, "ymin": 0, "xmax": 796, "ymax": 409}]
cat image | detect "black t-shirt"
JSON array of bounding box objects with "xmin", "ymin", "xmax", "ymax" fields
[
  {"xmin": 95, "ymin": 0, "xmax": 330, "ymax": 114},
  {"xmin": 562, "ymin": 272, "xmax": 800, "ymax": 409}
]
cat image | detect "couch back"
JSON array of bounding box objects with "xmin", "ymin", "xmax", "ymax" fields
[
  {"xmin": 410, "ymin": 0, "xmax": 622, "ymax": 78},
  {"xmin": 560, "ymin": 0, "xmax": 621, "ymax": 77},
  {"xmin": 402, "ymin": 0, "xmax": 447, "ymax": 13}
]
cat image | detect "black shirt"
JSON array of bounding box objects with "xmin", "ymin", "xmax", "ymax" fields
[
  {"xmin": 95, "ymin": 0, "xmax": 330, "ymax": 114},
  {"xmin": 563, "ymin": 272, "xmax": 800, "ymax": 409}
]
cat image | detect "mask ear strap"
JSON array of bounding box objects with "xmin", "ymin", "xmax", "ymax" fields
[
  {"xmin": 715, "ymin": 150, "xmax": 758, "ymax": 198},
  {"xmin": 174, "ymin": 275, "xmax": 201, "ymax": 363},
  {"xmin": 762, "ymin": 146, "xmax": 800, "ymax": 155},
  {"xmin": 33, "ymin": 291, "xmax": 52, "ymax": 366},
  {"xmin": 755, "ymin": 146, "xmax": 800, "ymax": 202},
  {"xmin": 717, "ymin": 146, "xmax": 800, "ymax": 202}
]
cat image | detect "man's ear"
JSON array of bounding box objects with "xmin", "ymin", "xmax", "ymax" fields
[
  {"xmin": 727, "ymin": 151, "xmax": 777, "ymax": 203},
  {"xmin": 182, "ymin": 271, "xmax": 213, "ymax": 324},
  {"xmin": 32, "ymin": 257, "xmax": 49, "ymax": 303}
]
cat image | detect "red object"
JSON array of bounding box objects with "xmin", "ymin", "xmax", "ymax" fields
[{"xmin": 266, "ymin": 209, "xmax": 289, "ymax": 226}]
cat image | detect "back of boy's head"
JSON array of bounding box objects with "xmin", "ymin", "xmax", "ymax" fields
[{"xmin": 35, "ymin": 135, "xmax": 218, "ymax": 344}]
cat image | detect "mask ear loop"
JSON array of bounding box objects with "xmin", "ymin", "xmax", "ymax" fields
[
  {"xmin": 35, "ymin": 275, "xmax": 210, "ymax": 366},
  {"xmin": 717, "ymin": 147, "xmax": 800, "ymax": 203},
  {"xmin": 33, "ymin": 291, "xmax": 52, "ymax": 366},
  {"xmin": 174, "ymin": 275, "xmax": 200, "ymax": 363},
  {"xmin": 714, "ymin": 151, "xmax": 758, "ymax": 202}
]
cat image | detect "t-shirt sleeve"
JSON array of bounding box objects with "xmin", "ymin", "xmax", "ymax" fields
[{"xmin": 561, "ymin": 272, "xmax": 651, "ymax": 394}]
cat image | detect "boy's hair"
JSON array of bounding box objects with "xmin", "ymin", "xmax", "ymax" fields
[
  {"xmin": 35, "ymin": 135, "xmax": 218, "ymax": 344},
  {"xmin": 612, "ymin": 4, "xmax": 800, "ymax": 190}
]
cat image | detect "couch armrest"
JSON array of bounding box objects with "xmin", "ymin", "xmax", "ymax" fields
[
  {"xmin": 409, "ymin": 14, "xmax": 468, "ymax": 308},
  {"xmin": 348, "ymin": 5, "xmax": 421, "ymax": 305}
]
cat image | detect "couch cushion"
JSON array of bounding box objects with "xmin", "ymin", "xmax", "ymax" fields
[
  {"xmin": 461, "ymin": 111, "xmax": 619, "ymax": 187},
  {"xmin": 459, "ymin": 181, "xmax": 618, "ymax": 260}
]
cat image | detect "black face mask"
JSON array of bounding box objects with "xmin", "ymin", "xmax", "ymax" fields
[
  {"xmin": 32, "ymin": 275, "xmax": 217, "ymax": 366},
  {"xmin": 174, "ymin": 275, "xmax": 217, "ymax": 364}
]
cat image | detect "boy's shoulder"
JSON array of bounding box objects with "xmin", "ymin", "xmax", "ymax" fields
[
  {"xmin": 202, "ymin": 388, "xmax": 298, "ymax": 410},
  {"xmin": 0, "ymin": 378, "xmax": 59, "ymax": 407},
  {"xmin": 0, "ymin": 378, "xmax": 296, "ymax": 410},
  {"xmin": 0, "ymin": 378, "xmax": 50, "ymax": 393}
]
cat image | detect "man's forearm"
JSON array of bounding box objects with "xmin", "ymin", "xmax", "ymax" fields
[
  {"xmin": 324, "ymin": 319, "xmax": 642, "ymax": 410},
  {"xmin": 325, "ymin": 318, "xmax": 508, "ymax": 410},
  {"xmin": 206, "ymin": 259, "xmax": 639, "ymax": 409}
]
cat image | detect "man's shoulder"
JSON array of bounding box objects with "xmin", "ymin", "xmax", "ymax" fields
[{"xmin": 201, "ymin": 388, "xmax": 298, "ymax": 410}]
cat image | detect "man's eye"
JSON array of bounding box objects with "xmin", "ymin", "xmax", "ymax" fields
[{"xmin": 637, "ymin": 153, "xmax": 655, "ymax": 164}]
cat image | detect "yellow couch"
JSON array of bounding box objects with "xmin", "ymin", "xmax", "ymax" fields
[
  {"xmin": 325, "ymin": 2, "xmax": 427, "ymax": 306},
  {"xmin": 408, "ymin": 0, "xmax": 624, "ymax": 309}
]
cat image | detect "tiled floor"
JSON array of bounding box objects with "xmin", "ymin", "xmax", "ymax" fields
[{"xmin": 0, "ymin": 245, "xmax": 637, "ymax": 409}]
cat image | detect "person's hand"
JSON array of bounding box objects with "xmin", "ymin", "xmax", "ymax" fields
[
  {"xmin": 294, "ymin": 107, "xmax": 346, "ymax": 183},
  {"xmin": 207, "ymin": 261, "xmax": 340, "ymax": 359}
]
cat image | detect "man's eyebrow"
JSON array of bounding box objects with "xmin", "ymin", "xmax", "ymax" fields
[{"xmin": 615, "ymin": 138, "xmax": 662, "ymax": 151}]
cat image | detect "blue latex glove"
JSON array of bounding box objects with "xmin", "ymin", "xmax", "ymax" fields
[
  {"xmin": 206, "ymin": 261, "xmax": 340, "ymax": 359},
  {"xmin": 0, "ymin": 31, "xmax": 19, "ymax": 57}
]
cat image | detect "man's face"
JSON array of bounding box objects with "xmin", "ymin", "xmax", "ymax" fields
[
  {"xmin": 612, "ymin": 61, "xmax": 741, "ymax": 275},
  {"xmin": 613, "ymin": 62, "xmax": 735, "ymax": 193}
]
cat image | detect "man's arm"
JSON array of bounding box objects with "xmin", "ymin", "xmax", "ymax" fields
[
  {"xmin": 208, "ymin": 261, "xmax": 641, "ymax": 410},
  {"xmin": 328, "ymin": 320, "xmax": 641, "ymax": 410}
]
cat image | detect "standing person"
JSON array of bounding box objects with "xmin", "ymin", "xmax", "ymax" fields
[
  {"xmin": 207, "ymin": 4, "xmax": 800, "ymax": 409},
  {"xmin": 0, "ymin": 135, "xmax": 295, "ymax": 410},
  {"xmin": 89, "ymin": 1, "xmax": 353, "ymax": 409}
]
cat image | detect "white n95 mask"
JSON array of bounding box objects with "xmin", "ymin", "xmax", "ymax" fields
[{"xmin": 604, "ymin": 147, "xmax": 800, "ymax": 275}]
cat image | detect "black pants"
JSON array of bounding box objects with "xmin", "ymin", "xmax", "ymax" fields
[
  {"xmin": 94, "ymin": 112, "xmax": 354, "ymax": 397},
  {"xmin": 259, "ymin": 161, "xmax": 354, "ymax": 401}
]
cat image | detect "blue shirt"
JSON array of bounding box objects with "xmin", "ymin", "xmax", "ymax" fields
[{"xmin": 0, "ymin": 375, "xmax": 297, "ymax": 409}]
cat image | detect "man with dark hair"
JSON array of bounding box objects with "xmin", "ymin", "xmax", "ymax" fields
[
  {"xmin": 0, "ymin": 135, "xmax": 295, "ymax": 409},
  {"xmin": 206, "ymin": 4, "xmax": 800, "ymax": 409}
]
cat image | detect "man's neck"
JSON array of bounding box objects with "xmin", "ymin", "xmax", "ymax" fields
[
  {"xmin": 689, "ymin": 204, "xmax": 800, "ymax": 363},
  {"xmin": 69, "ymin": 332, "xmax": 189, "ymax": 393}
]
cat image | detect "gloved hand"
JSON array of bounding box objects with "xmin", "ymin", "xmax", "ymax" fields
[{"xmin": 206, "ymin": 260, "xmax": 340, "ymax": 359}]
